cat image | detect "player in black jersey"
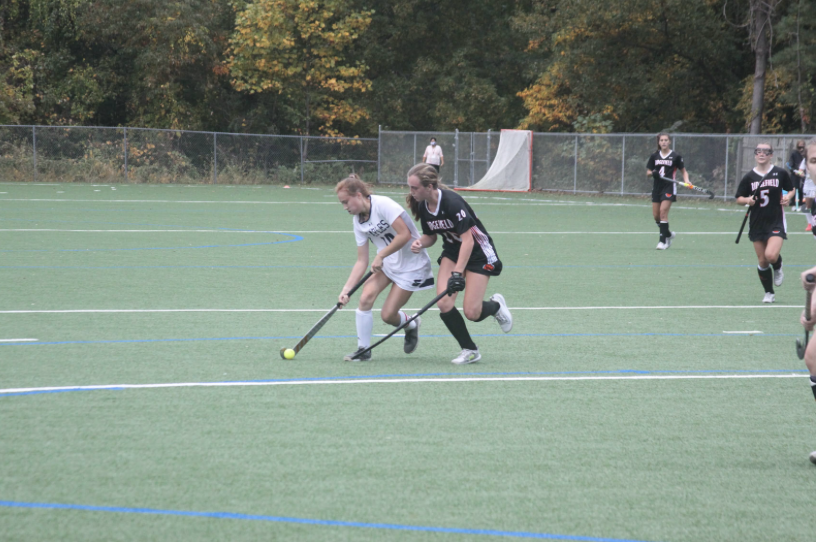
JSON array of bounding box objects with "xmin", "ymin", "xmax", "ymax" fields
[
  {"xmin": 646, "ymin": 133, "xmax": 690, "ymax": 250},
  {"xmin": 405, "ymin": 163, "xmax": 513, "ymax": 364},
  {"xmin": 735, "ymin": 142, "xmax": 795, "ymax": 303}
]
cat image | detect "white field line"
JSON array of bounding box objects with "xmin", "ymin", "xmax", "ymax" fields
[
  {"xmin": 0, "ymin": 229, "xmax": 813, "ymax": 235},
  {"xmin": 0, "ymin": 338, "xmax": 37, "ymax": 342},
  {"xmin": 0, "ymin": 196, "xmax": 811, "ymax": 216},
  {"xmin": 0, "ymin": 305, "xmax": 802, "ymax": 314},
  {"xmin": 0, "ymin": 373, "xmax": 806, "ymax": 395}
]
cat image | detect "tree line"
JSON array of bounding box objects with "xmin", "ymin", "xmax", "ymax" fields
[{"xmin": 0, "ymin": 0, "xmax": 814, "ymax": 136}]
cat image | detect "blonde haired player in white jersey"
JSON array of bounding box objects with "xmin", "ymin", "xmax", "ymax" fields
[{"xmin": 336, "ymin": 174, "xmax": 435, "ymax": 361}]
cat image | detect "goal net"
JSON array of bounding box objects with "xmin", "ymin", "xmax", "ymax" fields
[{"xmin": 457, "ymin": 129, "xmax": 532, "ymax": 192}]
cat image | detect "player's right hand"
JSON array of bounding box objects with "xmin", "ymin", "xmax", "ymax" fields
[
  {"xmin": 338, "ymin": 293, "xmax": 350, "ymax": 306},
  {"xmin": 651, "ymin": 171, "xmax": 661, "ymax": 182},
  {"xmin": 410, "ymin": 239, "xmax": 422, "ymax": 253},
  {"xmin": 800, "ymin": 269, "xmax": 816, "ymax": 291},
  {"xmin": 801, "ymin": 311, "xmax": 815, "ymax": 332}
]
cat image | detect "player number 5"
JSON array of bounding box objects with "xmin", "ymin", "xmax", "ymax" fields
[{"xmin": 758, "ymin": 189, "xmax": 769, "ymax": 208}]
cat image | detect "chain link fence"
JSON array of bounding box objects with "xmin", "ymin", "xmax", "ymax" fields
[
  {"xmin": 379, "ymin": 129, "xmax": 814, "ymax": 199},
  {"xmin": 0, "ymin": 125, "xmax": 812, "ymax": 199},
  {"xmin": 0, "ymin": 126, "xmax": 378, "ymax": 185}
]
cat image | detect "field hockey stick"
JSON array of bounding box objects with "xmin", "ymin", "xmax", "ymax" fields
[
  {"xmin": 280, "ymin": 271, "xmax": 373, "ymax": 359},
  {"xmin": 351, "ymin": 289, "xmax": 452, "ymax": 359},
  {"xmin": 735, "ymin": 181, "xmax": 765, "ymax": 244},
  {"xmin": 660, "ymin": 176, "xmax": 715, "ymax": 199},
  {"xmin": 796, "ymin": 273, "xmax": 815, "ymax": 360}
]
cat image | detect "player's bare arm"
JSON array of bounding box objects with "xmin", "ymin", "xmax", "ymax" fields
[
  {"xmin": 453, "ymin": 232, "xmax": 474, "ymax": 275},
  {"xmin": 411, "ymin": 234, "xmax": 437, "ymax": 253},
  {"xmin": 371, "ymin": 217, "xmax": 412, "ymax": 273},
  {"xmin": 339, "ymin": 244, "xmax": 370, "ymax": 306}
]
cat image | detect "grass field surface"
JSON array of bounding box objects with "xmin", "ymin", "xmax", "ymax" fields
[{"xmin": 0, "ymin": 182, "xmax": 815, "ymax": 541}]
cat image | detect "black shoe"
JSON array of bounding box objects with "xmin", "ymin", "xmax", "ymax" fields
[
  {"xmin": 343, "ymin": 347, "xmax": 371, "ymax": 362},
  {"xmin": 404, "ymin": 317, "xmax": 420, "ymax": 354}
]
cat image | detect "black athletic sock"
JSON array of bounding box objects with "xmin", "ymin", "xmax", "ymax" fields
[
  {"xmin": 772, "ymin": 255, "xmax": 782, "ymax": 271},
  {"xmin": 757, "ymin": 265, "xmax": 774, "ymax": 293},
  {"xmin": 439, "ymin": 307, "xmax": 478, "ymax": 350},
  {"xmin": 659, "ymin": 221, "xmax": 671, "ymax": 239},
  {"xmin": 475, "ymin": 300, "xmax": 501, "ymax": 322},
  {"xmin": 811, "ymin": 375, "xmax": 816, "ymax": 399}
]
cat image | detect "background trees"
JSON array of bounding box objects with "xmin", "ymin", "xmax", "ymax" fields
[{"xmin": 0, "ymin": 0, "xmax": 814, "ymax": 135}]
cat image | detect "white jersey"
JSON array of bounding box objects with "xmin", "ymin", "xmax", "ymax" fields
[
  {"xmin": 353, "ymin": 195, "xmax": 434, "ymax": 291},
  {"xmin": 800, "ymin": 159, "xmax": 816, "ymax": 198}
]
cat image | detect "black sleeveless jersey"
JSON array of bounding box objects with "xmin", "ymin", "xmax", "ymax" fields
[
  {"xmin": 735, "ymin": 165, "xmax": 793, "ymax": 233},
  {"xmin": 417, "ymin": 189, "xmax": 500, "ymax": 269}
]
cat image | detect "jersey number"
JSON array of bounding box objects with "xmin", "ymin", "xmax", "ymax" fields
[
  {"xmin": 380, "ymin": 233, "xmax": 395, "ymax": 244},
  {"xmin": 442, "ymin": 231, "xmax": 460, "ymax": 243},
  {"xmin": 659, "ymin": 166, "xmax": 665, "ymax": 178},
  {"xmin": 758, "ymin": 189, "xmax": 769, "ymax": 208},
  {"xmin": 456, "ymin": 209, "xmax": 467, "ymax": 221}
]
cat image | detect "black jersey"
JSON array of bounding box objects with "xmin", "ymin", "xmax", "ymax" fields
[
  {"xmin": 418, "ymin": 189, "xmax": 500, "ymax": 270},
  {"xmin": 647, "ymin": 150, "xmax": 685, "ymax": 194},
  {"xmin": 735, "ymin": 165, "xmax": 793, "ymax": 234}
]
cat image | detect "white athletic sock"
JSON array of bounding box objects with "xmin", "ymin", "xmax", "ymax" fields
[
  {"xmin": 398, "ymin": 311, "xmax": 417, "ymax": 330},
  {"xmin": 355, "ymin": 309, "xmax": 373, "ymax": 348}
]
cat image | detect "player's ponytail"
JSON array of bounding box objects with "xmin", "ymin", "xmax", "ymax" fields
[
  {"xmin": 335, "ymin": 174, "xmax": 372, "ymax": 198},
  {"xmin": 405, "ymin": 163, "xmax": 450, "ymax": 221}
]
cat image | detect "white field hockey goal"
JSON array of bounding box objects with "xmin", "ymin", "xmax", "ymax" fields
[{"xmin": 456, "ymin": 129, "xmax": 532, "ymax": 192}]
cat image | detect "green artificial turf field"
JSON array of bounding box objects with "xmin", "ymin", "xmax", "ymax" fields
[{"xmin": 0, "ymin": 182, "xmax": 815, "ymax": 541}]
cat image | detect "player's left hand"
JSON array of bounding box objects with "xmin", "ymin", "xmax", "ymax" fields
[
  {"xmin": 780, "ymin": 194, "xmax": 791, "ymax": 205},
  {"xmin": 371, "ymin": 255, "xmax": 384, "ymax": 274},
  {"xmin": 801, "ymin": 311, "xmax": 816, "ymax": 332},
  {"xmin": 447, "ymin": 272, "xmax": 466, "ymax": 294}
]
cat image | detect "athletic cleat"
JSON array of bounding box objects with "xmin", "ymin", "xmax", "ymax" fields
[
  {"xmin": 343, "ymin": 347, "xmax": 372, "ymax": 362},
  {"xmin": 404, "ymin": 317, "xmax": 420, "ymax": 354},
  {"xmin": 762, "ymin": 292, "xmax": 775, "ymax": 304},
  {"xmin": 811, "ymin": 451, "xmax": 816, "ymax": 465},
  {"xmin": 773, "ymin": 267, "xmax": 784, "ymax": 287},
  {"xmin": 490, "ymin": 293, "xmax": 513, "ymax": 333},
  {"xmin": 806, "ymin": 223, "xmax": 813, "ymax": 232},
  {"xmin": 451, "ymin": 349, "xmax": 481, "ymax": 365},
  {"xmin": 656, "ymin": 240, "xmax": 668, "ymax": 250},
  {"xmin": 666, "ymin": 231, "xmax": 676, "ymax": 247}
]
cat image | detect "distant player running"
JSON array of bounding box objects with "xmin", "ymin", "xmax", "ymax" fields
[
  {"xmin": 646, "ymin": 133, "xmax": 690, "ymax": 250},
  {"xmin": 735, "ymin": 143, "xmax": 795, "ymax": 303},
  {"xmin": 336, "ymin": 175, "xmax": 435, "ymax": 361},
  {"xmin": 406, "ymin": 163, "xmax": 512, "ymax": 364}
]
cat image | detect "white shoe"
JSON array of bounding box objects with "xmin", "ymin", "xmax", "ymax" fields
[
  {"xmin": 773, "ymin": 267, "xmax": 784, "ymax": 287},
  {"xmin": 451, "ymin": 349, "xmax": 481, "ymax": 365},
  {"xmin": 666, "ymin": 231, "xmax": 675, "ymax": 247},
  {"xmin": 762, "ymin": 292, "xmax": 775, "ymax": 303},
  {"xmin": 490, "ymin": 293, "xmax": 513, "ymax": 333},
  {"xmin": 811, "ymin": 451, "xmax": 816, "ymax": 465},
  {"xmin": 656, "ymin": 240, "xmax": 668, "ymax": 250}
]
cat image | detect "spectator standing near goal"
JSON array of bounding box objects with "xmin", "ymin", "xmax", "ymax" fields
[
  {"xmin": 735, "ymin": 142, "xmax": 795, "ymax": 303},
  {"xmin": 406, "ymin": 163, "xmax": 512, "ymax": 364},
  {"xmin": 422, "ymin": 137, "xmax": 444, "ymax": 173},
  {"xmin": 646, "ymin": 133, "xmax": 690, "ymax": 250},
  {"xmin": 787, "ymin": 140, "xmax": 806, "ymax": 211},
  {"xmin": 335, "ymin": 174, "xmax": 435, "ymax": 362},
  {"xmin": 798, "ymin": 141, "xmax": 816, "ymax": 233}
]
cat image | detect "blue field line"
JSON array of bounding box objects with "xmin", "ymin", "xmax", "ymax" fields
[
  {"xmin": 0, "ymin": 500, "xmax": 655, "ymax": 541},
  {"xmin": 0, "ymin": 332, "xmax": 798, "ymax": 348},
  {"xmin": 0, "ymin": 218, "xmax": 304, "ymax": 252}
]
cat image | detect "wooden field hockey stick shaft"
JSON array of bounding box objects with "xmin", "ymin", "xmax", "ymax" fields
[
  {"xmin": 354, "ymin": 289, "xmax": 452, "ymax": 358},
  {"xmin": 281, "ymin": 271, "xmax": 373, "ymax": 358},
  {"xmin": 660, "ymin": 176, "xmax": 714, "ymax": 198}
]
